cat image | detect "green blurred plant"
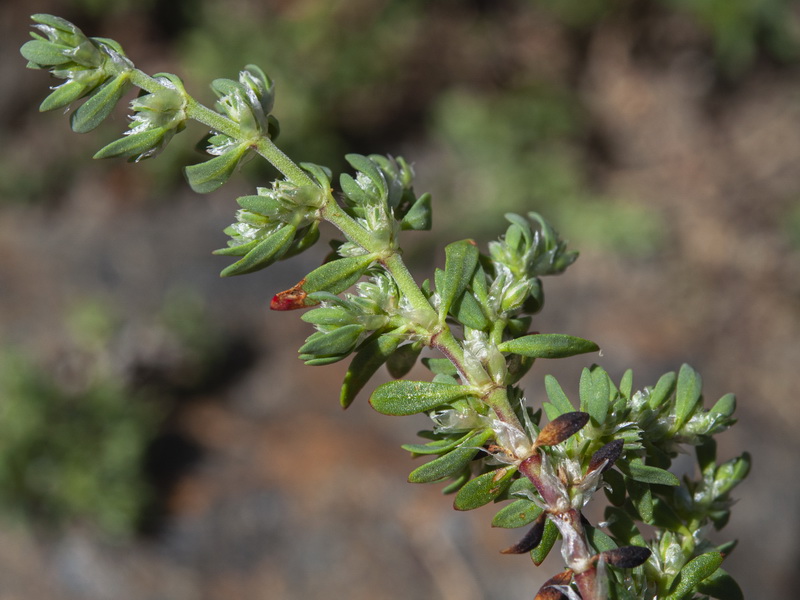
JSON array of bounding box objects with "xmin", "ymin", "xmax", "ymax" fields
[
  {"xmin": 0, "ymin": 289, "xmax": 230, "ymax": 537},
  {"xmin": 21, "ymin": 14, "xmax": 749, "ymax": 598},
  {"xmin": 0, "ymin": 304, "xmax": 160, "ymax": 537},
  {"xmin": 430, "ymin": 88, "xmax": 664, "ymax": 255},
  {"xmin": 537, "ymin": 0, "xmax": 799, "ymax": 75}
]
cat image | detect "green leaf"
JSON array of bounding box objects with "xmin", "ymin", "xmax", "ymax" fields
[
  {"xmin": 439, "ymin": 239, "xmax": 479, "ymax": 320},
  {"xmin": 20, "ymin": 39, "xmax": 72, "ymax": 66},
  {"xmin": 236, "ymin": 194, "xmax": 282, "ymax": 215},
  {"xmin": 370, "ymin": 380, "xmax": 476, "ymax": 416},
  {"xmin": 696, "ymin": 438, "xmax": 717, "ymax": 475},
  {"xmin": 441, "ymin": 470, "xmax": 471, "ymax": 494},
  {"xmin": 626, "ymin": 478, "xmax": 654, "ymax": 523},
  {"xmin": 421, "ymin": 358, "xmax": 458, "ymax": 376},
  {"xmin": 498, "ymin": 334, "xmax": 599, "ymax": 359},
  {"xmin": 407, "ymin": 429, "xmax": 492, "ymax": 483},
  {"xmin": 340, "ymin": 334, "xmax": 401, "ymax": 408},
  {"xmin": 39, "ymin": 80, "xmax": 92, "ymax": 111},
  {"xmin": 345, "ymin": 154, "xmax": 386, "ymax": 198},
  {"xmin": 710, "ymin": 393, "xmax": 736, "ymax": 418},
  {"xmin": 619, "ymin": 458, "xmax": 680, "ymax": 487},
  {"xmin": 651, "ymin": 498, "xmax": 685, "ymax": 531},
  {"xmin": 584, "ymin": 523, "xmax": 618, "ymax": 553},
  {"xmin": 302, "ymin": 254, "xmax": 375, "ymax": 297},
  {"xmin": 619, "ymin": 369, "xmax": 633, "ymax": 399},
  {"xmin": 213, "ymin": 237, "xmax": 260, "ymax": 257},
  {"xmin": 450, "ymin": 290, "xmax": 489, "ymax": 331},
  {"xmin": 300, "ymin": 162, "xmax": 332, "ymax": 189},
  {"xmin": 580, "ymin": 366, "xmax": 611, "ymax": 426},
  {"xmin": 531, "ymin": 518, "xmax": 559, "ymax": 565},
  {"xmin": 648, "ymin": 371, "xmax": 677, "ymax": 409},
  {"xmin": 400, "ymin": 193, "xmax": 432, "ymax": 230},
  {"xmin": 544, "ymin": 374, "xmax": 575, "ymax": 415},
  {"xmin": 185, "ymin": 143, "xmax": 249, "ymax": 193},
  {"xmin": 675, "ymin": 363, "xmax": 703, "ymax": 430},
  {"xmin": 300, "ymin": 307, "xmax": 355, "ymax": 327},
  {"xmin": 491, "ymin": 498, "xmax": 542, "ymax": 529},
  {"xmin": 603, "ymin": 469, "xmax": 627, "ymax": 507},
  {"xmin": 401, "ymin": 431, "xmax": 471, "ymax": 455},
  {"xmin": 339, "ymin": 173, "xmax": 371, "ymax": 208},
  {"xmin": 71, "ymin": 73, "xmax": 130, "ymax": 133},
  {"xmin": 605, "ymin": 506, "xmax": 646, "ymax": 546},
  {"xmin": 219, "ymin": 224, "xmax": 296, "ymax": 277},
  {"xmin": 696, "ymin": 568, "xmax": 743, "ymax": 600},
  {"xmin": 94, "ymin": 128, "xmax": 166, "ymax": 160},
  {"xmin": 299, "ymin": 324, "xmax": 363, "ymax": 358},
  {"xmin": 453, "ymin": 467, "xmax": 516, "ymax": 511},
  {"xmin": 386, "ymin": 343, "xmax": 421, "ymax": 379},
  {"xmin": 666, "ymin": 552, "xmax": 724, "ymax": 600}
]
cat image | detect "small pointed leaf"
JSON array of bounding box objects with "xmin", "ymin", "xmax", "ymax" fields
[
  {"xmin": 370, "ymin": 380, "xmax": 477, "ymax": 416},
  {"xmin": 491, "ymin": 498, "xmax": 542, "ymax": 529},
  {"xmin": 94, "ymin": 128, "xmax": 166, "ymax": 160},
  {"xmin": 71, "ymin": 73, "xmax": 130, "ymax": 133},
  {"xmin": 219, "ymin": 224, "xmax": 295, "ymax": 276},
  {"xmin": 407, "ymin": 429, "xmax": 492, "ymax": 483},
  {"xmin": 401, "ymin": 431, "xmax": 471, "ymax": 456},
  {"xmin": 421, "ymin": 358, "xmax": 458, "ymax": 376},
  {"xmin": 40, "ymin": 80, "xmax": 91, "ymax": 111},
  {"xmin": 345, "ymin": 154, "xmax": 386, "ymax": 198},
  {"xmin": 544, "ymin": 374, "xmax": 575, "ymax": 415},
  {"xmin": 696, "ymin": 568, "xmax": 743, "ymax": 600},
  {"xmin": 185, "ymin": 143, "xmax": 249, "ymax": 193},
  {"xmin": 340, "ymin": 334, "xmax": 401, "ymax": 408},
  {"xmin": 439, "ymin": 239, "xmax": 479, "ymax": 320},
  {"xmin": 675, "ymin": 363, "xmax": 703, "ymax": 430},
  {"xmin": 531, "ymin": 517, "xmax": 559, "ymax": 565},
  {"xmin": 454, "ymin": 467, "xmax": 516, "ymax": 511},
  {"xmin": 299, "ymin": 324, "xmax": 363, "ymax": 358},
  {"xmin": 580, "ymin": 366, "xmax": 611, "ymax": 426},
  {"xmin": 20, "ymin": 39, "xmax": 72, "ymax": 66},
  {"xmin": 619, "ymin": 458, "xmax": 680, "ymax": 487},
  {"xmin": 302, "ymin": 254, "xmax": 375, "ymax": 297},
  {"xmin": 498, "ymin": 334, "xmax": 599, "ymax": 359},
  {"xmin": 666, "ymin": 552, "xmax": 724, "ymax": 600},
  {"xmin": 649, "ymin": 371, "xmax": 677, "ymax": 409},
  {"xmin": 400, "ymin": 193, "xmax": 432, "ymax": 230},
  {"xmin": 386, "ymin": 343, "xmax": 421, "ymax": 379}
]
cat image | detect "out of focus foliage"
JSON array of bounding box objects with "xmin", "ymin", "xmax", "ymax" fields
[{"xmin": 0, "ymin": 292, "xmax": 226, "ymax": 537}]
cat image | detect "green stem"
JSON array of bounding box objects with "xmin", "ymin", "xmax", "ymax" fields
[{"xmin": 126, "ymin": 69, "xmax": 313, "ymax": 186}]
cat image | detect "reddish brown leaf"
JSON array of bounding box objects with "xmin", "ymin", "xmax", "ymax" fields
[
  {"xmin": 534, "ymin": 570, "xmax": 573, "ymax": 600},
  {"xmin": 270, "ymin": 279, "xmax": 308, "ymax": 310},
  {"xmin": 536, "ymin": 412, "xmax": 590, "ymax": 447}
]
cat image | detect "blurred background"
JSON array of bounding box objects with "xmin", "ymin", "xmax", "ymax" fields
[{"xmin": 2, "ymin": 0, "xmax": 800, "ymax": 598}]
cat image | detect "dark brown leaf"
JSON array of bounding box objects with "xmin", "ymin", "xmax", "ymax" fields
[
  {"xmin": 588, "ymin": 439, "xmax": 624, "ymax": 473},
  {"xmin": 600, "ymin": 545, "xmax": 651, "ymax": 569},
  {"xmin": 500, "ymin": 512, "xmax": 546, "ymax": 554}
]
